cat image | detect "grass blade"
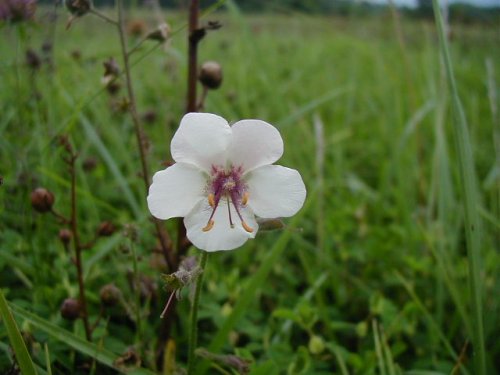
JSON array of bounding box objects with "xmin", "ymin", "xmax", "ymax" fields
[
  {"xmin": 431, "ymin": 1, "xmax": 486, "ymax": 374},
  {"xmin": 9, "ymin": 303, "xmax": 156, "ymax": 375},
  {"xmin": 0, "ymin": 290, "xmax": 38, "ymax": 375}
]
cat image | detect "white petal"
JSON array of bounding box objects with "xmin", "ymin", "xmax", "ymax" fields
[
  {"xmin": 147, "ymin": 163, "xmax": 206, "ymax": 220},
  {"xmin": 171, "ymin": 113, "xmax": 231, "ymax": 171},
  {"xmin": 229, "ymin": 119, "xmax": 284, "ymax": 172},
  {"xmin": 246, "ymin": 165, "xmax": 306, "ymax": 218},
  {"xmin": 184, "ymin": 200, "xmax": 258, "ymax": 252}
]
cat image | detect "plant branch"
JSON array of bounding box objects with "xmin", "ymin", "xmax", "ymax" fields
[
  {"xmin": 68, "ymin": 153, "xmax": 92, "ymax": 341},
  {"xmin": 116, "ymin": 0, "xmax": 175, "ymax": 269}
]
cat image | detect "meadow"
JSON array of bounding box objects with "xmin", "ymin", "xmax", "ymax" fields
[{"xmin": 0, "ymin": 1, "xmax": 499, "ymax": 374}]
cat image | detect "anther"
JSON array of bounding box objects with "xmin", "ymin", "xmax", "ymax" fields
[
  {"xmin": 241, "ymin": 192, "xmax": 249, "ymax": 206},
  {"xmin": 202, "ymin": 220, "xmax": 214, "ymax": 232},
  {"xmin": 208, "ymin": 193, "xmax": 215, "ymax": 207},
  {"xmin": 241, "ymin": 221, "xmax": 253, "ymax": 233}
]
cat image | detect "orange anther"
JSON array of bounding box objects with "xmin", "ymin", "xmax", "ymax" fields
[
  {"xmin": 241, "ymin": 221, "xmax": 253, "ymax": 233},
  {"xmin": 208, "ymin": 193, "xmax": 215, "ymax": 207},
  {"xmin": 202, "ymin": 220, "xmax": 215, "ymax": 232},
  {"xmin": 241, "ymin": 192, "xmax": 249, "ymax": 206}
]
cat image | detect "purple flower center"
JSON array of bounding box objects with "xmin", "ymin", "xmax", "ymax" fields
[{"xmin": 202, "ymin": 165, "xmax": 252, "ymax": 233}]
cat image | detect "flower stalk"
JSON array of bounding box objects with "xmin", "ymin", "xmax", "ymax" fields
[
  {"xmin": 115, "ymin": 0, "xmax": 174, "ymax": 269},
  {"xmin": 187, "ymin": 251, "xmax": 208, "ymax": 374}
]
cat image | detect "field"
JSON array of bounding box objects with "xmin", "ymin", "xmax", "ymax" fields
[{"xmin": 0, "ymin": 2, "xmax": 499, "ymax": 374}]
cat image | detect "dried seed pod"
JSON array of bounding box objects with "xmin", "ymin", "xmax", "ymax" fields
[
  {"xmin": 198, "ymin": 61, "xmax": 222, "ymax": 89},
  {"xmin": 58, "ymin": 228, "xmax": 72, "ymax": 245},
  {"xmin": 31, "ymin": 187, "xmax": 55, "ymax": 213},
  {"xmin": 60, "ymin": 298, "xmax": 81, "ymax": 320},
  {"xmin": 97, "ymin": 221, "xmax": 116, "ymax": 237},
  {"xmin": 100, "ymin": 284, "xmax": 122, "ymax": 307},
  {"xmin": 65, "ymin": 0, "xmax": 91, "ymax": 17},
  {"xmin": 146, "ymin": 23, "xmax": 170, "ymax": 43}
]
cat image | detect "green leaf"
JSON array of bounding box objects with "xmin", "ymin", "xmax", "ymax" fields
[
  {"xmin": 8, "ymin": 303, "xmax": 156, "ymax": 375},
  {"xmin": 0, "ymin": 290, "xmax": 38, "ymax": 375}
]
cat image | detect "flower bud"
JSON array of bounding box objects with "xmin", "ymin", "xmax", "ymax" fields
[
  {"xmin": 146, "ymin": 23, "xmax": 170, "ymax": 43},
  {"xmin": 60, "ymin": 298, "xmax": 81, "ymax": 320},
  {"xmin": 97, "ymin": 221, "xmax": 116, "ymax": 237},
  {"xmin": 65, "ymin": 0, "xmax": 91, "ymax": 17},
  {"xmin": 82, "ymin": 157, "xmax": 97, "ymax": 172},
  {"xmin": 31, "ymin": 187, "xmax": 55, "ymax": 213},
  {"xmin": 198, "ymin": 61, "xmax": 222, "ymax": 89},
  {"xmin": 103, "ymin": 57, "xmax": 120, "ymax": 77},
  {"xmin": 127, "ymin": 19, "xmax": 146, "ymax": 37},
  {"xmin": 25, "ymin": 48, "xmax": 41, "ymax": 71},
  {"xmin": 59, "ymin": 228, "xmax": 72, "ymax": 245},
  {"xmin": 308, "ymin": 335, "xmax": 325, "ymax": 355},
  {"xmin": 100, "ymin": 284, "xmax": 122, "ymax": 307}
]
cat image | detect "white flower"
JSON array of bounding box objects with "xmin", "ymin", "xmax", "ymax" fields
[{"xmin": 147, "ymin": 113, "xmax": 306, "ymax": 252}]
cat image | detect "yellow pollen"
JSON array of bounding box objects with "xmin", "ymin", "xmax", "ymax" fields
[
  {"xmin": 241, "ymin": 192, "xmax": 249, "ymax": 206},
  {"xmin": 208, "ymin": 193, "xmax": 215, "ymax": 207},
  {"xmin": 241, "ymin": 220, "xmax": 253, "ymax": 233},
  {"xmin": 202, "ymin": 220, "xmax": 214, "ymax": 232}
]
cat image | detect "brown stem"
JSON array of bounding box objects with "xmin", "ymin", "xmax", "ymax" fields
[
  {"xmin": 197, "ymin": 85, "xmax": 208, "ymax": 111},
  {"xmin": 116, "ymin": 0, "xmax": 174, "ymax": 269},
  {"xmin": 186, "ymin": 0, "xmax": 200, "ymax": 113},
  {"xmin": 69, "ymin": 154, "xmax": 92, "ymax": 341}
]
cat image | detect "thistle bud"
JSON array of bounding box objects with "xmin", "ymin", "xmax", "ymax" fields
[
  {"xmin": 31, "ymin": 187, "xmax": 55, "ymax": 213},
  {"xmin": 146, "ymin": 23, "xmax": 170, "ymax": 43},
  {"xmin": 97, "ymin": 221, "xmax": 116, "ymax": 237},
  {"xmin": 65, "ymin": 0, "xmax": 91, "ymax": 17},
  {"xmin": 59, "ymin": 228, "xmax": 72, "ymax": 245},
  {"xmin": 60, "ymin": 298, "xmax": 81, "ymax": 320},
  {"xmin": 198, "ymin": 61, "xmax": 222, "ymax": 89},
  {"xmin": 100, "ymin": 284, "xmax": 122, "ymax": 307}
]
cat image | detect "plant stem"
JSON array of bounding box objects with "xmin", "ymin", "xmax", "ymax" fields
[
  {"xmin": 187, "ymin": 251, "xmax": 208, "ymax": 374},
  {"xmin": 116, "ymin": 0, "xmax": 174, "ymax": 268},
  {"xmin": 432, "ymin": 1, "xmax": 486, "ymax": 373},
  {"xmin": 186, "ymin": 0, "xmax": 200, "ymax": 113},
  {"xmin": 69, "ymin": 153, "xmax": 92, "ymax": 341}
]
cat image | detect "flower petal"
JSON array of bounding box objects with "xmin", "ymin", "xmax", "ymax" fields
[
  {"xmin": 171, "ymin": 112, "xmax": 231, "ymax": 171},
  {"xmin": 246, "ymin": 165, "xmax": 306, "ymax": 218},
  {"xmin": 229, "ymin": 119, "xmax": 284, "ymax": 172},
  {"xmin": 147, "ymin": 163, "xmax": 206, "ymax": 220},
  {"xmin": 184, "ymin": 200, "xmax": 258, "ymax": 252}
]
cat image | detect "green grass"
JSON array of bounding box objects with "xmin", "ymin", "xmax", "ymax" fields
[{"xmin": 0, "ymin": 3, "xmax": 499, "ymax": 374}]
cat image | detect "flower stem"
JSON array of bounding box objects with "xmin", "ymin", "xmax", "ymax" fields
[
  {"xmin": 187, "ymin": 251, "xmax": 208, "ymax": 374},
  {"xmin": 115, "ymin": 0, "xmax": 174, "ymax": 268}
]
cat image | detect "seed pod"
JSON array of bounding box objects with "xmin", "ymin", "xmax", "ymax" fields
[
  {"xmin": 146, "ymin": 23, "xmax": 170, "ymax": 43},
  {"xmin": 25, "ymin": 48, "xmax": 41, "ymax": 70},
  {"xmin": 100, "ymin": 284, "xmax": 122, "ymax": 307},
  {"xmin": 198, "ymin": 61, "xmax": 223, "ymax": 89},
  {"xmin": 58, "ymin": 228, "xmax": 72, "ymax": 245},
  {"xmin": 60, "ymin": 298, "xmax": 81, "ymax": 320},
  {"xmin": 65, "ymin": 0, "xmax": 91, "ymax": 17},
  {"xmin": 97, "ymin": 221, "xmax": 116, "ymax": 237},
  {"xmin": 31, "ymin": 187, "xmax": 55, "ymax": 213}
]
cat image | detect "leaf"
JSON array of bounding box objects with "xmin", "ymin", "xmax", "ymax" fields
[
  {"xmin": 0, "ymin": 290, "xmax": 38, "ymax": 375},
  {"xmin": 8, "ymin": 303, "xmax": 156, "ymax": 375}
]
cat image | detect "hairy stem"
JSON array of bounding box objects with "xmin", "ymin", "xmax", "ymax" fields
[{"xmin": 187, "ymin": 252, "xmax": 208, "ymax": 374}]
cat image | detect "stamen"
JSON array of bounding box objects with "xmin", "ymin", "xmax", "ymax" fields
[
  {"xmin": 202, "ymin": 219, "xmax": 214, "ymax": 232},
  {"xmin": 241, "ymin": 192, "xmax": 249, "ymax": 206},
  {"xmin": 227, "ymin": 197, "xmax": 235, "ymax": 228},
  {"xmin": 230, "ymin": 192, "xmax": 253, "ymax": 233},
  {"xmin": 208, "ymin": 193, "xmax": 215, "ymax": 207},
  {"xmin": 241, "ymin": 220, "xmax": 254, "ymax": 233}
]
